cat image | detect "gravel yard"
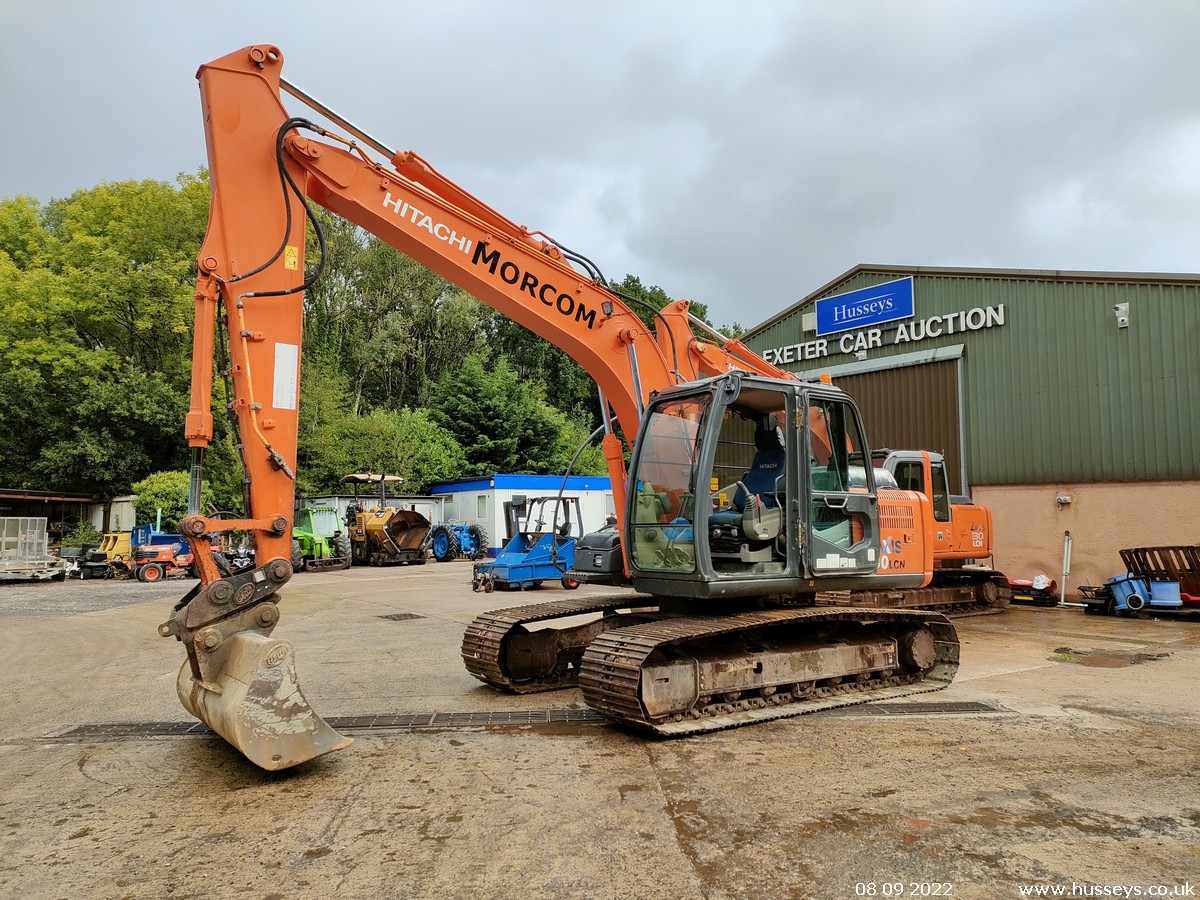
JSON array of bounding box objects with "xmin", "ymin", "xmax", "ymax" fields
[
  {"xmin": 2, "ymin": 568, "xmax": 1198, "ymax": 898},
  {"xmin": 0, "ymin": 575, "xmax": 195, "ymax": 617}
]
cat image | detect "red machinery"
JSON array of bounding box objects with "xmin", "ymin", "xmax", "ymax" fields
[{"xmin": 132, "ymin": 543, "xmax": 194, "ymax": 582}]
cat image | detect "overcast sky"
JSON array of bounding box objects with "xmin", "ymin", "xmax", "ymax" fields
[{"xmin": 2, "ymin": 1, "xmax": 1197, "ymax": 328}]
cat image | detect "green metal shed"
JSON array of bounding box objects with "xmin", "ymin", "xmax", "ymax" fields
[
  {"xmin": 743, "ymin": 264, "xmax": 1200, "ymax": 491},
  {"xmin": 741, "ymin": 264, "xmax": 1200, "ymax": 593}
]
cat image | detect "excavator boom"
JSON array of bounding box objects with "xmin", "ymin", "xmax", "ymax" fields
[{"xmin": 168, "ymin": 44, "xmax": 794, "ymax": 769}]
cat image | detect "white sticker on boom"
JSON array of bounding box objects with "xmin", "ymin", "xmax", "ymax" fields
[{"xmin": 273, "ymin": 342, "xmax": 299, "ymax": 410}]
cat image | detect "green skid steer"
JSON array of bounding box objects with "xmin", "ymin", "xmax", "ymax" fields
[{"xmin": 291, "ymin": 506, "xmax": 352, "ymax": 572}]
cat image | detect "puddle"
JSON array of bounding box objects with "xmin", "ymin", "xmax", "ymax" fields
[{"xmin": 1052, "ymin": 647, "xmax": 1169, "ymax": 667}]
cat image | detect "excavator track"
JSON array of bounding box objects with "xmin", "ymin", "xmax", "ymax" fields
[
  {"xmin": 578, "ymin": 608, "xmax": 958, "ymax": 736},
  {"xmin": 818, "ymin": 572, "xmax": 1012, "ymax": 618},
  {"xmin": 461, "ymin": 594, "xmax": 656, "ymax": 693}
]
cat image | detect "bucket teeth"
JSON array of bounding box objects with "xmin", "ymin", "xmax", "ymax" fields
[{"xmin": 177, "ymin": 632, "xmax": 352, "ymax": 770}]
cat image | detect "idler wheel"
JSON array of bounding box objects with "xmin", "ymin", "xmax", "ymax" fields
[{"xmin": 898, "ymin": 628, "xmax": 936, "ymax": 672}]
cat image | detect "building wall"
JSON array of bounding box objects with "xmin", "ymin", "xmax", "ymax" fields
[
  {"xmin": 431, "ymin": 474, "xmax": 614, "ymax": 555},
  {"xmin": 977, "ymin": 480, "xmax": 1200, "ymax": 598},
  {"xmin": 744, "ymin": 266, "xmax": 1200, "ymax": 589},
  {"xmin": 747, "ymin": 267, "xmax": 1200, "ymax": 486}
]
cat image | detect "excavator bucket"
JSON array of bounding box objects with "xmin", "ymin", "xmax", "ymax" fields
[{"xmin": 176, "ymin": 631, "xmax": 352, "ymax": 771}]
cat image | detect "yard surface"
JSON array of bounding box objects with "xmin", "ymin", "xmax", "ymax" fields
[{"xmin": 1, "ymin": 567, "xmax": 1197, "ymax": 898}]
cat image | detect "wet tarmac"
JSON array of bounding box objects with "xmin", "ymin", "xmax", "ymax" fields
[{"xmin": 1, "ymin": 566, "xmax": 1197, "ymax": 898}]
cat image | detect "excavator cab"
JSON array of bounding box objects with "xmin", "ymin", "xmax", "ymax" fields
[{"xmin": 626, "ymin": 374, "xmax": 883, "ymax": 600}]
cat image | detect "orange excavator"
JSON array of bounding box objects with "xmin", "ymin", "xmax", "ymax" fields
[{"xmin": 163, "ymin": 44, "xmax": 966, "ymax": 770}]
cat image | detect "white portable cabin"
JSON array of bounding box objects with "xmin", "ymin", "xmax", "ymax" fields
[{"xmin": 429, "ymin": 474, "xmax": 615, "ymax": 557}]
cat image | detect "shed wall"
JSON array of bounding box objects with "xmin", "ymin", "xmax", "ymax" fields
[{"xmin": 746, "ymin": 270, "xmax": 1200, "ymax": 485}]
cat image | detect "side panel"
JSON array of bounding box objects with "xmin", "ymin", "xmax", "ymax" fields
[
  {"xmin": 946, "ymin": 502, "xmax": 992, "ymax": 560},
  {"xmin": 838, "ymin": 360, "xmax": 963, "ymax": 494},
  {"xmin": 876, "ymin": 490, "xmax": 934, "ymax": 580}
]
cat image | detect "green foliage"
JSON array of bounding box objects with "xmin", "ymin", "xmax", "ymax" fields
[
  {"xmin": 556, "ymin": 417, "xmax": 609, "ymax": 477},
  {"xmin": 303, "ymin": 214, "xmax": 487, "ymax": 412},
  {"xmin": 61, "ymin": 521, "xmax": 102, "ymax": 548},
  {"xmin": 720, "ymin": 322, "xmax": 747, "ymax": 339},
  {"xmin": 201, "ymin": 425, "xmax": 249, "ymax": 517},
  {"xmin": 131, "ymin": 470, "xmax": 201, "ymax": 532},
  {"xmin": 479, "ymin": 312, "xmax": 599, "ymax": 423},
  {"xmin": 298, "ymin": 406, "xmax": 467, "ymax": 495},
  {"xmin": 0, "ymin": 173, "xmax": 682, "ymax": 504},
  {"xmin": 0, "ymin": 175, "xmax": 207, "ymax": 495},
  {"xmin": 430, "ymin": 353, "xmax": 587, "ymax": 477}
]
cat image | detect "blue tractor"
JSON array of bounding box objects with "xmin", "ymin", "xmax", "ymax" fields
[
  {"xmin": 471, "ymin": 497, "xmax": 583, "ymax": 592},
  {"xmin": 430, "ymin": 521, "xmax": 489, "ymax": 563}
]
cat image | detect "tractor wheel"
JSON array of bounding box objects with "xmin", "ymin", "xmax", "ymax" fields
[
  {"xmin": 291, "ymin": 539, "xmax": 303, "ymax": 572},
  {"xmin": 141, "ymin": 563, "xmax": 165, "ymax": 583},
  {"xmin": 335, "ymin": 534, "xmax": 352, "ymax": 569},
  {"xmin": 80, "ymin": 566, "xmax": 93, "ymax": 580},
  {"xmin": 431, "ymin": 526, "xmax": 459, "ymax": 563},
  {"xmin": 466, "ymin": 523, "xmax": 489, "ymax": 561}
]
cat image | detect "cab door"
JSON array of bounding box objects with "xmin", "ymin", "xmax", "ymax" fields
[{"xmin": 802, "ymin": 394, "xmax": 880, "ymax": 575}]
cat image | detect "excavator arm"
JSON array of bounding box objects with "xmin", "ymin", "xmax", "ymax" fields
[{"xmin": 165, "ymin": 44, "xmax": 795, "ymax": 770}]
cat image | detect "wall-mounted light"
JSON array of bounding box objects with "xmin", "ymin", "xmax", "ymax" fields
[{"xmin": 1113, "ymin": 303, "xmax": 1129, "ymax": 329}]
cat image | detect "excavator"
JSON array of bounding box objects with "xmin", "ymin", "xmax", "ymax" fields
[{"xmin": 162, "ymin": 44, "xmax": 961, "ymax": 771}]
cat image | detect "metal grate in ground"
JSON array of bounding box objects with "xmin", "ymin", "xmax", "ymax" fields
[
  {"xmin": 47, "ymin": 701, "xmax": 1004, "ymax": 741},
  {"xmin": 821, "ymin": 700, "xmax": 1001, "ymax": 717},
  {"xmin": 377, "ymin": 613, "xmax": 424, "ymax": 622}
]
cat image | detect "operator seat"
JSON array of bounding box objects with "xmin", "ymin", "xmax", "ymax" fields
[{"xmin": 710, "ymin": 426, "xmax": 786, "ymax": 542}]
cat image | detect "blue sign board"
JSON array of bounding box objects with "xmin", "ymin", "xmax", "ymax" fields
[{"xmin": 815, "ymin": 277, "xmax": 914, "ymax": 337}]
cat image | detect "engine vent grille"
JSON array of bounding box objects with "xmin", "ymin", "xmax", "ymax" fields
[{"xmin": 878, "ymin": 491, "xmax": 916, "ymax": 530}]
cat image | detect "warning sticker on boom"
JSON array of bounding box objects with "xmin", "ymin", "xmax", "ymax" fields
[{"xmin": 273, "ymin": 342, "xmax": 299, "ymax": 410}]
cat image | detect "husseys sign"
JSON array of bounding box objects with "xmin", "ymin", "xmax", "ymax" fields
[
  {"xmin": 762, "ymin": 277, "xmax": 1007, "ymax": 366},
  {"xmin": 817, "ymin": 277, "xmax": 914, "ymax": 336}
]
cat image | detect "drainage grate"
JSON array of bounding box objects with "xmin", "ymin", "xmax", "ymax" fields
[
  {"xmin": 822, "ymin": 700, "xmax": 1002, "ymax": 717},
  {"xmin": 48, "ymin": 702, "xmax": 1002, "ymax": 741},
  {"xmin": 377, "ymin": 613, "xmax": 424, "ymax": 622}
]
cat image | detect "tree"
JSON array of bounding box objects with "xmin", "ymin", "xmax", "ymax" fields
[
  {"xmin": 0, "ymin": 174, "xmax": 208, "ymax": 496},
  {"xmin": 0, "ymin": 170, "xmax": 670, "ymax": 506},
  {"xmin": 132, "ymin": 471, "xmax": 197, "ymax": 532},
  {"xmin": 302, "ymin": 213, "xmax": 487, "ymax": 413},
  {"xmin": 295, "ymin": 405, "xmax": 467, "ymax": 495},
  {"xmin": 429, "ymin": 353, "xmax": 588, "ymax": 477}
]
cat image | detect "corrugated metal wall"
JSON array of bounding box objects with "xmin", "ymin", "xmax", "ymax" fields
[
  {"xmin": 837, "ymin": 361, "xmax": 962, "ymax": 493},
  {"xmin": 745, "ymin": 269, "xmax": 1200, "ymax": 485}
]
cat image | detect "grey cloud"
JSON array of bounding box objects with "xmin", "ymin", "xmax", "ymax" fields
[{"xmin": 1, "ymin": 1, "xmax": 1195, "ymax": 327}]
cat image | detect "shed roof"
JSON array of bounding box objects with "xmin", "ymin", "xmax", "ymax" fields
[{"xmin": 744, "ymin": 263, "xmax": 1200, "ymax": 339}]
